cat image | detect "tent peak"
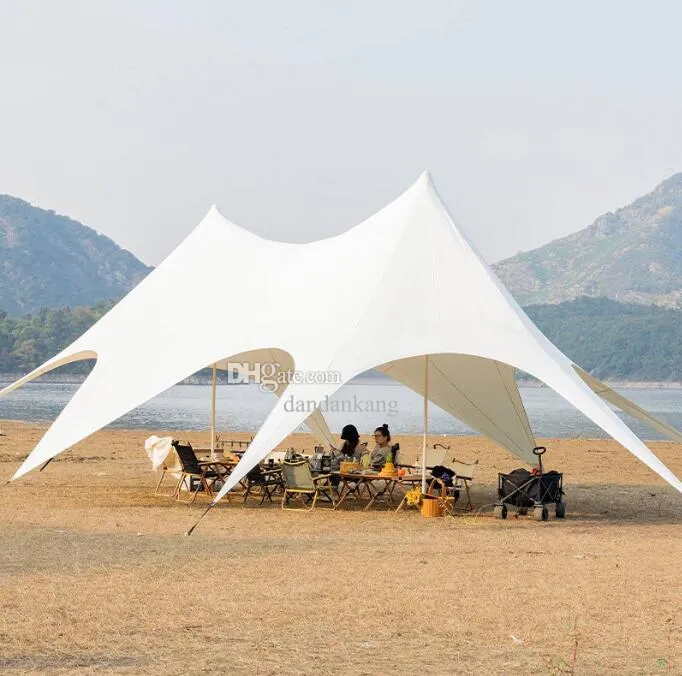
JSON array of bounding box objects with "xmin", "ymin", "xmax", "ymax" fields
[
  {"xmin": 199, "ymin": 173, "xmax": 440, "ymax": 248},
  {"xmin": 404, "ymin": 171, "xmax": 435, "ymax": 196}
]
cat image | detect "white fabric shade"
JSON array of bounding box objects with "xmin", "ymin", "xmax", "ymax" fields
[
  {"xmin": 377, "ymin": 355, "xmax": 536, "ymax": 464},
  {"xmin": 573, "ymin": 366, "xmax": 682, "ymax": 445},
  {"xmin": 1, "ymin": 172, "xmax": 680, "ymax": 500}
]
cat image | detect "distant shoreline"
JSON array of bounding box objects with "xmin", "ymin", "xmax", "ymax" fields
[
  {"xmin": 518, "ymin": 379, "xmax": 682, "ymax": 389},
  {"xmin": 1, "ymin": 372, "xmax": 681, "ymax": 389}
]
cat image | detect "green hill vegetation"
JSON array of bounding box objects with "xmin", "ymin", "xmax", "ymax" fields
[
  {"xmin": 524, "ymin": 297, "xmax": 682, "ymax": 381},
  {"xmin": 0, "ymin": 297, "xmax": 680, "ymax": 382},
  {"xmin": 0, "ymin": 303, "xmax": 111, "ymax": 374},
  {"xmin": 0, "ymin": 195, "xmax": 151, "ymax": 315}
]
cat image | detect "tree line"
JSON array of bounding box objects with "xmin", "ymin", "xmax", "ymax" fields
[
  {"xmin": 524, "ymin": 297, "xmax": 682, "ymax": 381},
  {"xmin": 0, "ymin": 302, "xmax": 112, "ymax": 374},
  {"xmin": 0, "ymin": 296, "xmax": 681, "ymax": 381}
]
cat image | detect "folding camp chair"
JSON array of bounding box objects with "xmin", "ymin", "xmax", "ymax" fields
[
  {"xmin": 390, "ymin": 443, "xmax": 401, "ymax": 467},
  {"xmin": 450, "ymin": 457, "xmax": 478, "ymax": 512},
  {"xmin": 281, "ymin": 460, "xmax": 335, "ymax": 510},
  {"xmin": 224, "ymin": 438, "xmax": 252, "ymax": 455},
  {"xmin": 242, "ymin": 465, "xmax": 284, "ymax": 505},
  {"xmin": 412, "ymin": 442, "xmax": 449, "ymax": 472},
  {"xmin": 265, "ymin": 450, "xmax": 287, "ymax": 464},
  {"xmin": 154, "ymin": 444, "xmax": 183, "ymax": 497},
  {"xmin": 172, "ymin": 441, "xmax": 227, "ymax": 504}
]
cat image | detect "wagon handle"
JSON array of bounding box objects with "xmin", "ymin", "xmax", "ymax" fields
[{"xmin": 532, "ymin": 446, "xmax": 546, "ymax": 473}]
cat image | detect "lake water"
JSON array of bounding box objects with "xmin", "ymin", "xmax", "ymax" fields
[{"xmin": 2, "ymin": 376, "xmax": 682, "ymax": 440}]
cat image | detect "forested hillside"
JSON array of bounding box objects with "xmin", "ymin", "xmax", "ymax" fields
[
  {"xmin": 0, "ymin": 195, "xmax": 151, "ymax": 315},
  {"xmin": 0, "ymin": 303, "xmax": 111, "ymax": 374},
  {"xmin": 525, "ymin": 297, "xmax": 682, "ymax": 381},
  {"xmin": 0, "ymin": 297, "xmax": 680, "ymax": 382}
]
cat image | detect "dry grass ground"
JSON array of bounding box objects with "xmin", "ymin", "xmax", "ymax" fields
[{"xmin": 0, "ymin": 420, "xmax": 680, "ymax": 675}]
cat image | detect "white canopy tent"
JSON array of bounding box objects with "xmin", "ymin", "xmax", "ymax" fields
[{"xmin": 2, "ymin": 173, "xmax": 681, "ymax": 506}]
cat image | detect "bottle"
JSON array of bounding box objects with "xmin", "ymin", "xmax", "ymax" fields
[{"xmin": 361, "ymin": 448, "xmax": 370, "ymax": 469}]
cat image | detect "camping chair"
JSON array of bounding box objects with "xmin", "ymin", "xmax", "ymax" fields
[
  {"xmin": 281, "ymin": 460, "xmax": 335, "ymax": 510},
  {"xmin": 242, "ymin": 465, "xmax": 284, "ymax": 505},
  {"xmin": 450, "ymin": 457, "xmax": 478, "ymax": 512},
  {"xmin": 154, "ymin": 444, "xmax": 183, "ymax": 497},
  {"xmin": 265, "ymin": 450, "xmax": 287, "ymax": 465},
  {"xmin": 426, "ymin": 456, "xmax": 479, "ymax": 514},
  {"xmin": 225, "ymin": 438, "xmax": 252, "ymax": 455},
  {"xmin": 390, "ymin": 443, "xmax": 401, "ymax": 466},
  {"xmin": 412, "ymin": 442, "xmax": 449, "ymax": 471},
  {"xmin": 172, "ymin": 441, "xmax": 226, "ymax": 504}
]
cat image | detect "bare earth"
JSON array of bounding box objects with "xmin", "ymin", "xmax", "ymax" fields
[{"xmin": 0, "ymin": 421, "xmax": 680, "ymax": 675}]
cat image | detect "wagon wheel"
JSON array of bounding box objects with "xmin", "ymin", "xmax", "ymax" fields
[
  {"xmin": 493, "ymin": 504, "xmax": 507, "ymax": 519},
  {"xmin": 533, "ymin": 505, "xmax": 548, "ymax": 521},
  {"xmin": 556, "ymin": 501, "xmax": 566, "ymax": 519}
]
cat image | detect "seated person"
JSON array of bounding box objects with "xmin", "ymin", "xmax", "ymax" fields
[
  {"xmin": 329, "ymin": 424, "xmax": 364, "ymax": 466},
  {"xmin": 369, "ymin": 423, "xmax": 393, "ymax": 469}
]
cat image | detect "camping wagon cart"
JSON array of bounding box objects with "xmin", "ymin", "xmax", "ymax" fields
[{"xmin": 494, "ymin": 446, "xmax": 565, "ymax": 521}]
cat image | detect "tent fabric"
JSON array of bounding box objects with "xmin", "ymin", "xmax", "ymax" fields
[
  {"xmin": 376, "ymin": 355, "xmax": 537, "ymax": 464},
  {"xmin": 1, "ymin": 172, "xmax": 681, "ymax": 500},
  {"xmin": 212, "ymin": 347, "xmax": 334, "ymax": 446},
  {"xmin": 573, "ymin": 366, "xmax": 682, "ymax": 445}
]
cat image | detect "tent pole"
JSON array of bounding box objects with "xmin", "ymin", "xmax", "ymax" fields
[
  {"xmin": 422, "ymin": 354, "xmax": 429, "ymax": 494},
  {"xmin": 210, "ymin": 363, "xmax": 217, "ymax": 460}
]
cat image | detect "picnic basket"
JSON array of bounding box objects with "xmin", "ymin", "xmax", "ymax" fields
[{"xmin": 421, "ymin": 494, "xmax": 444, "ymax": 517}]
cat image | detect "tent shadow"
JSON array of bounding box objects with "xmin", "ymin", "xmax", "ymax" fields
[{"xmin": 184, "ymin": 481, "xmax": 682, "ymax": 526}]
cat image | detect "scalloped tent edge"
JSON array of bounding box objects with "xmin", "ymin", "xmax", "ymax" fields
[{"xmin": 1, "ymin": 172, "xmax": 680, "ymax": 501}]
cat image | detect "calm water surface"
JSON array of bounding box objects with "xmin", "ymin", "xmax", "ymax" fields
[{"xmin": 1, "ymin": 376, "xmax": 682, "ymax": 440}]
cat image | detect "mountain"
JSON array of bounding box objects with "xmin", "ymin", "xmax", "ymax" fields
[
  {"xmin": 0, "ymin": 195, "xmax": 151, "ymax": 315},
  {"xmin": 493, "ymin": 174, "xmax": 682, "ymax": 307}
]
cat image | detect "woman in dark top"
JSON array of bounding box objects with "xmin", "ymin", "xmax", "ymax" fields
[
  {"xmin": 329, "ymin": 424, "xmax": 364, "ymax": 469},
  {"xmin": 339, "ymin": 424, "xmax": 360, "ymax": 457}
]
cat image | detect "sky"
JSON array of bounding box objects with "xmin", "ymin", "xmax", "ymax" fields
[{"xmin": 1, "ymin": 0, "xmax": 681, "ymax": 266}]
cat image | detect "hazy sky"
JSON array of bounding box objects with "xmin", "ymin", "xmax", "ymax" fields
[{"xmin": 1, "ymin": 0, "xmax": 681, "ymax": 265}]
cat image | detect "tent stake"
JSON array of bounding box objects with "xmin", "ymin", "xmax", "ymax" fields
[
  {"xmin": 422, "ymin": 354, "xmax": 429, "ymax": 494},
  {"xmin": 185, "ymin": 502, "xmax": 215, "ymax": 536}
]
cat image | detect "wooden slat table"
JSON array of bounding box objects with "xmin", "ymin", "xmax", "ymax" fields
[{"xmin": 332, "ymin": 472, "xmax": 424, "ymax": 511}]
